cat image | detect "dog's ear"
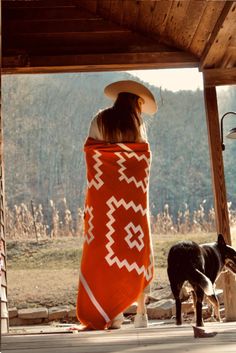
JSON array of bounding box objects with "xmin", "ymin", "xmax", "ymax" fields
[{"xmin": 218, "ymin": 234, "xmax": 226, "ymax": 248}]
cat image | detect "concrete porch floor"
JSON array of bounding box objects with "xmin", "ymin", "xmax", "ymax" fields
[{"xmin": 2, "ymin": 321, "xmax": 236, "ymax": 353}]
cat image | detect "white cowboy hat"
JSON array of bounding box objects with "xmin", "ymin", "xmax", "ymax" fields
[{"xmin": 104, "ymin": 80, "xmax": 158, "ymax": 115}]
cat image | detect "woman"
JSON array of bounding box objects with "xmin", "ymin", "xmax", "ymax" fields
[
  {"xmin": 77, "ymin": 80, "xmax": 157, "ymax": 330},
  {"xmin": 89, "ymin": 80, "xmax": 156, "ymax": 144}
]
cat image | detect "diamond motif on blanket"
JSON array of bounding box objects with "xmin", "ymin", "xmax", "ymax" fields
[
  {"xmin": 87, "ymin": 150, "xmax": 104, "ymax": 190},
  {"xmin": 105, "ymin": 196, "xmax": 152, "ymax": 280},
  {"xmin": 125, "ymin": 223, "xmax": 144, "ymax": 252},
  {"xmin": 116, "ymin": 143, "xmax": 150, "ymax": 193},
  {"xmin": 84, "ymin": 206, "xmax": 94, "ymax": 244}
]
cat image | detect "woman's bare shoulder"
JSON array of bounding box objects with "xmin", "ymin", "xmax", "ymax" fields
[{"xmin": 88, "ymin": 113, "xmax": 104, "ymax": 140}]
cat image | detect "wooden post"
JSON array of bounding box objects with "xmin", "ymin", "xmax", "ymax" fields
[
  {"xmin": 1, "ymin": 0, "xmax": 9, "ymax": 332},
  {"xmin": 0, "ymin": 92, "xmax": 9, "ymax": 333},
  {"xmin": 203, "ymin": 83, "xmax": 236, "ymax": 321}
]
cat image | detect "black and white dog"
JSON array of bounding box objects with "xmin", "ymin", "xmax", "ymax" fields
[{"xmin": 167, "ymin": 234, "xmax": 236, "ymax": 327}]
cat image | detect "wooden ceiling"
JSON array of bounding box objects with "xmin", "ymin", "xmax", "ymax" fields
[{"xmin": 2, "ymin": 0, "xmax": 236, "ymax": 85}]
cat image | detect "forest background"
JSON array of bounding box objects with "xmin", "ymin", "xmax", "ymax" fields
[{"xmin": 2, "ymin": 71, "xmax": 236, "ymax": 236}]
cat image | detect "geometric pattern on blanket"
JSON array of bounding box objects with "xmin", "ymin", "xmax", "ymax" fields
[
  {"xmin": 84, "ymin": 205, "xmax": 94, "ymax": 244},
  {"xmin": 77, "ymin": 138, "xmax": 154, "ymax": 330},
  {"xmin": 116, "ymin": 143, "xmax": 150, "ymax": 193},
  {"xmin": 87, "ymin": 150, "xmax": 104, "ymax": 190},
  {"xmin": 105, "ymin": 196, "xmax": 153, "ymax": 281}
]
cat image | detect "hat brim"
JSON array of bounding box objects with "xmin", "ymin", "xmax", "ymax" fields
[{"xmin": 104, "ymin": 80, "xmax": 158, "ymax": 115}]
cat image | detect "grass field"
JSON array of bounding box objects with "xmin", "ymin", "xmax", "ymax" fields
[{"xmin": 7, "ymin": 230, "xmax": 236, "ymax": 309}]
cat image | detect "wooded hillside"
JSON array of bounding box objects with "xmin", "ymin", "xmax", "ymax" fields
[{"xmin": 2, "ymin": 72, "xmax": 236, "ymax": 226}]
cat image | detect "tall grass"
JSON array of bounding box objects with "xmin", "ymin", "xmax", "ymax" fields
[{"xmin": 5, "ymin": 199, "xmax": 236, "ymax": 240}]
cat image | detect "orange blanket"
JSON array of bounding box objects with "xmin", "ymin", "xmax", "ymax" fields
[{"xmin": 77, "ymin": 137, "xmax": 154, "ymax": 329}]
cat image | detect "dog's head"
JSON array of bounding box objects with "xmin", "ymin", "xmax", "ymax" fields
[{"xmin": 218, "ymin": 234, "xmax": 236, "ymax": 274}]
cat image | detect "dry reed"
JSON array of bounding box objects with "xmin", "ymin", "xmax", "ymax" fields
[{"xmin": 5, "ymin": 199, "xmax": 236, "ymax": 240}]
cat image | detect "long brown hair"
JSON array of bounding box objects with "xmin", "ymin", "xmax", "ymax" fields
[{"xmin": 97, "ymin": 92, "xmax": 143, "ymax": 143}]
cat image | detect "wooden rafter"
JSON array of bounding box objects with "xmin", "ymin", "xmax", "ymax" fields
[
  {"xmin": 2, "ymin": 0, "xmax": 200, "ymax": 73},
  {"xmin": 2, "ymin": 0, "xmax": 236, "ymax": 73},
  {"xmin": 4, "ymin": 18, "xmax": 129, "ymax": 34},
  {"xmin": 200, "ymin": 1, "xmax": 236, "ymax": 69},
  {"xmin": 203, "ymin": 67, "xmax": 236, "ymax": 87},
  {"xmin": 2, "ymin": 50, "xmax": 198, "ymax": 75}
]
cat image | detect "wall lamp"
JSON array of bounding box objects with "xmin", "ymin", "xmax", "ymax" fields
[{"xmin": 220, "ymin": 111, "xmax": 236, "ymax": 151}]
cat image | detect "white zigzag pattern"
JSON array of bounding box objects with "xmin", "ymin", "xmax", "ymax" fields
[
  {"xmin": 116, "ymin": 143, "xmax": 150, "ymax": 193},
  {"xmin": 105, "ymin": 196, "xmax": 152, "ymax": 281},
  {"xmin": 87, "ymin": 150, "xmax": 104, "ymax": 190},
  {"xmin": 84, "ymin": 206, "xmax": 94, "ymax": 244}
]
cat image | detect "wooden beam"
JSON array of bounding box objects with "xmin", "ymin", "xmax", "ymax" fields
[
  {"xmin": 2, "ymin": 0, "xmax": 77, "ymax": 7},
  {"xmin": 203, "ymin": 85, "xmax": 230, "ymax": 237},
  {"xmin": 4, "ymin": 18, "xmax": 124, "ymax": 34},
  {"xmin": 174, "ymin": 0, "xmax": 207, "ymax": 50},
  {"xmin": 0, "ymin": 38, "xmax": 9, "ymax": 334},
  {"xmin": 162, "ymin": 0, "xmax": 191, "ymax": 41},
  {"xmin": 220, "ymin": 46, "xmax": 236, "ymax": 69},
  {"xmin": 4, "ymin": 31, "xmax": 172, "ymax": 55},
  {"xmin": 2, "ymin": 51, "xmax": 199, "ymax": 74},
  {"xmin": 76, "ymin": 0, "xmax": 98, "ymax": 13},
  {"xmin": 5, "ymin": 31, "xmax": 153, "ymax": 56},
  {"xmin": 200, "ymin": 2, "xmax": 236, "ymax": 69},
  {"xmin": 3, "ymin": 6, "xmax": 97, "ymax": 21},
  {"xmin": 190, "ymin": 1, "xmax": 226, "ymax": 57},
  {"xmin": 203, "ymin": 67, "xmax": 236, "ymax": 87},
  {"xmin": 203, "ymin": 83, "xmax": 236, "ymax": 321},
  {"xmin": 146, "ymin": 0, "xmax": 172, "ymax": 36}
]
